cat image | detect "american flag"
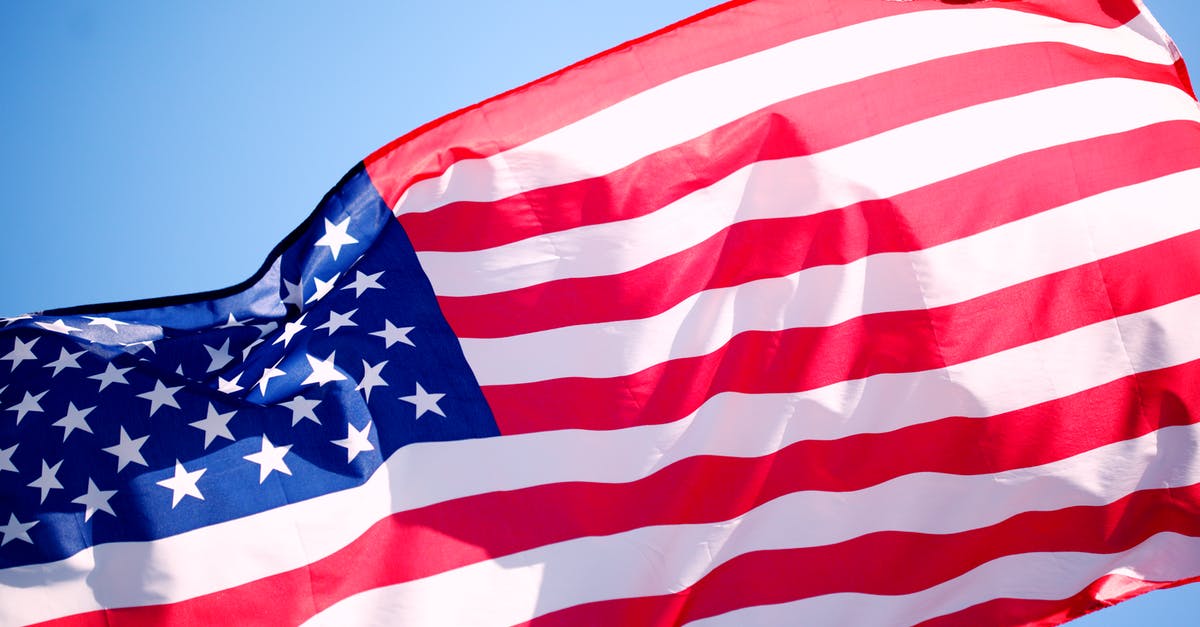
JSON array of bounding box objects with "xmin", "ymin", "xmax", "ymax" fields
[{"xmin": 3, "ymin": 0, "xmax": 1200, "ymax": 625}]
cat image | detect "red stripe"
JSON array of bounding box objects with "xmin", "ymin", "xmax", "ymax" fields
[
  {"xmin": 43, "ymin": 358, "xmax": 1200, "ymax": 626},
  {"xmin": 917, "ymin": 574, "xmax": 1200, "ymax": 627},
  {"xmin": 438, "ymin": 121, "xmax": 1200, "ymax": 340},
  {"xmin": 1176, "ymin": 57, "xmax": 1197, "ymax": 98},
  {"xmin": 400, "ymin": 47, "xmax": 1184, "ymax": 255},
  {"xmin": 483, "ymin": 228, "xmax": 1200, "ymax": 434},
  {"xmin": 363, "ymin": 0, "xmax": 1144, "ymax": 211},
  {"xmin": 520, "ymin": 485, "xmax": 1200, "ymax": 627}
]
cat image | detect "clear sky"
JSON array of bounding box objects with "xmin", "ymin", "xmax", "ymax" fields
[{"xmin": 1, "ymin": 1, "xmax": 1197, "ymax": 623}]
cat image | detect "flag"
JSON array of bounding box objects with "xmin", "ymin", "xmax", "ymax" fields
[{"xmin": 3, "ymin": 0, "xmax": 1200, "ymax": 624}]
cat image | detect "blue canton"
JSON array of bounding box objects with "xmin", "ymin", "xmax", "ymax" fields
[{"xmin": 0, "ymin": 164, "xmax": 499, "ymax": 568}]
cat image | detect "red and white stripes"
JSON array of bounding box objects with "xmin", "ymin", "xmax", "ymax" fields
[
  {"xmin": 9, "ymin": 0, "xmax": 1200, "ymax": 624},
  {"xmin": 372, "ymin": 0, "xmax": 1200, "ymax": 624}
]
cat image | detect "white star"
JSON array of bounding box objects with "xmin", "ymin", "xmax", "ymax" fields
[
  {"xmin": 217, "ymin": 373, "xmax": 244, "ymax": 394},
  {"xmin": 2, "ymin": 337, "xmax": 39, "ymax": 370},
  {"xmin": 0, "ymin": 513, "xmax": 37, "ymax": 546},
  {"xmin": 302, "ymin": 352, "xmax": 347, "ymax": 386},
  {"xmin": 0, "ymin": 443, "xmax": 17, "ymax": 473},
  {"xmin": 256, "ymin": 363, "xmax": 287, "ymax": 395},
  {"xmin": 399, "ymin": 382, "xmax": 446, "ymax": 419},
  {"xmin": 137, "ymin": 380, "xmax": 183, "ymax": 417},
  {"xmin": 242, "ymin": 338, "xmax": 264, "ymax": 360},
  {"xmin": 103, "ymin": 427, "xmax": 149, "ymax": 472},
  {"xmin": 217, "ymin": 313, "xmax": 243, "ymax": 329},
  {"xmin": 28, "ymin": 460, "xmax": 64, "ymax": 503},
  {"xmin": 52, "ymin": 402, "xmax": 95, "ymax": 440},
  {"xmin": 280, "ymin": 395, "xmax": 321, "ymax": 426},
  {"xmin": 72, "ymin": 479, "xmax": 117, "ymax": 521},
  {"xmin": 86, "ymin": 316, "xmax": 128, "ymax": 333},
  {"xmin": 305, "ymin": 273, "xmax": 340, "ymax": 305},
  {"xmin": 1, "ymin": 314, "xmax": 31, "ymax": 327},
  {"xmin": 253, "ymin": 321, "xmax": 278, "ymax": 337},
  {"xmin": 156, "ymin": 460, "xmax": 206, "ymax": 508},
  {"xmin": 314, "ymin": 217, "xmax": 359, "ymax": 260},
  {"xmin": 316, "ymin": 309, "xmax": 358, "ymax": 335},
  {"xmin": 6, "ymin": 390, "xmax": 47, "ymax": 425},
  {"xmin": 370, "ymin": 320, "xmax": 415, "ymax": 348},
  {"xmin": 331, "ymin": 421, "xmax": 375, "ymax": 462},
  {"xmin": 244, "ymin": 436, "xmax": 293, "ymax": 483},
  {"xmin": 204, "ymin": 339, "xmax": 234, "ymax": 373},
  {"xmin": 44, "ymin": 347, "xmax": 85, "ymax": 377},
  {"xmin": 342, "ymin": 270, "xmax": 385, "ymax": 298},
  {"xmin": 273, "ymin": 314, "xmax": 307, "ymax": 347},
  {"xmin": 89, "ymin": 363, "xmax": 133, "ymax": 392},
  {"xmin": 189, "ymin": 403, "xmax": 237, "ymax": 449},
  {"xmin": 126, "ymin": 339, "xmax": 156, "ymax": 354},
  {"xmin": 356, "ymin": 359, "xmax": 389, "ymax": 402},
  {"xmin": 282, "ymin": 278, "xmax": 304, "ymax": 308},
  {"xmin": 35, "ymin": 319, "xmax": 80, "ymax": 335}
]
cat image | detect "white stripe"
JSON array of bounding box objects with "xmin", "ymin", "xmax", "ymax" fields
[
  {"xmin": 690, "ymin": 531, "xmax": 1200, "ymax": 627},
  {"xmin": 4, "ymin": 294, "xmax": 1199, "ymax": 624},
  {"xmin": 419, "ymin": 78, "xmax": 1199, "ymax": 298},
  {"xmin": 1133, "ymin": 0, "xmax": 1184, "ymax": 62},
  {"xmin": 393, "ymin": 10, "xmax": 1175, "ymax": 217},
  {"xmin": 303, "ymin": 424, "xmax": 1200, "ymax": 627},
  {"xmin": 461, "ymin": 168, "xmax": 1200, "ymax": 385}
]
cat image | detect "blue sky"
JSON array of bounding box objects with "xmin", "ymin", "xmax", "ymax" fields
[{"xmin": 1, "ymin": 1, "xmax": 1197, "ymax": 623}]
